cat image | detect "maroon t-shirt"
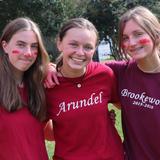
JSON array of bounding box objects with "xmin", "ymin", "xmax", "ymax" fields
[
  {"xmin": 0, "ymin": 87, "xmax": 48, "ymax": 160},
  {"xmin": 46, "ymin": 62, "xmax": 124, "ymax": 160},
  {"xmin": 107, "ymin": 60, "xmax": 160, "ymax": 160}
]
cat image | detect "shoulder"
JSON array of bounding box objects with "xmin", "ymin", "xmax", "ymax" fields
[
  {"xmin": 105, "ymin": 60, "xmax": 127, "ymax": 68},
  {"xmin": 104, "ymin": 59, "xmax": 135, "ymax": 72},
  {"xmin": 86, "ymin": 61, "xmax": 116, "ymax": 84},
  {"xmin": 87, "ymin": 61, "xmax": 114, "ymax": 76}
]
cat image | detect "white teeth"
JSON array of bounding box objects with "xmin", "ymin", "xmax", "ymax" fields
[
  {"xmin": 130, "ymin": 47, "xmax": 143, "ymax": 52},
  {"xmin": 72, "ymin": 57, "xmax": 84, "ymax": 62}
]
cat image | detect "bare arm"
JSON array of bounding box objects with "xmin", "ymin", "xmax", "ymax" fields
[
  {"xmin": 43, "ymin": 120, "xmax": 55, "ymax": 141},
  {"xmin": 44, "ymin": 63, "xmax": 60, "ymax": 88}
]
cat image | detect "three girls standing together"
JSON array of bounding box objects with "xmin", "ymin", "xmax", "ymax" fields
[{"xmin": 0, "ymin": 5, "xmax": 160, "ymax": 160}]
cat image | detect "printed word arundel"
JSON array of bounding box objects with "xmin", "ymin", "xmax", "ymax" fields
[{"xmin": 57, "ymin": 91, "xmax": 103, "ymax": 116}]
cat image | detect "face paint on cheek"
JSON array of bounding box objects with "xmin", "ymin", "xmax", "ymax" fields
[
  {"xmin": 33, "ymin": 52, "xmax": 38, "ymax": 56},
  {"xmin": 138, "ymin": 38, "xmax": 151, "ymax": 45},
  {"xmin": 122, "ymin": 43, "xmax": 128, "ymax": 49},
  {"xmin": 12, "ymin": 50, "xmax": 20, "ymax": 54},
  {"xmin": 31, "ymin": 52, "xmax": 38, "ymax": 58},
  {"xmin": 24, "ymin": 52, "xmax": 38, "ymax": 58}
]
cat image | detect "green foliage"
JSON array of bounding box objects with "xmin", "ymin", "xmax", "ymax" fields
[
  {"xmin": 84, "ymin": 0, "xmax": 126, "ymax": 60},
  {"xmin": 0, "ymin": 0, "xmax": 87, "ymax": 37}
]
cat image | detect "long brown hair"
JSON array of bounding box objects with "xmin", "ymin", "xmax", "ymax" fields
[{"xmin": 0, "ymin": 17, "xmax": 49, "ymax": 121}]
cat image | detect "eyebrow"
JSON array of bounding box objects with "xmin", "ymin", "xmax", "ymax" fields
[
  {"xmin": 70, "ymin": 40, "xmax": 94, "ymax": 45},
  {"xmin": 16, "ymin": 40, "xmax": 26, "ymax": 44},
  {"xmin": 16, "ymin": 40, "xmax": 38, "ymax": 45},
  {"xmin": 69, "ymin": 40, "xmax": 78, "ymax": 43}
]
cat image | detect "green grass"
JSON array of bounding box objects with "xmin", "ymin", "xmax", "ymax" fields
[
  {"xmin": 109, "ymin": 104, "xmax": 123, "ymax": 140},
  {"xmin": 45, "ymin": 141, "xmax": 55, "ymax": 160},
  {"xmin": 45, "ymin": 104, "xmax": 123, "ymax": 159}
]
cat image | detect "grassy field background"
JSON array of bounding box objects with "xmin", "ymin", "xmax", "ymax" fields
[{"xmin": 45, "ymin": 104, "xmax": 123, "ymax": 159}]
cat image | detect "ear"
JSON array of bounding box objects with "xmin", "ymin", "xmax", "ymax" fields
[
  {"xmin": 56, "ymin": 38, "xmax": 62, "ymax": 52},
  {"xmin": 1, "ymin": 41, "xmax": 8, "ymax": 53}
]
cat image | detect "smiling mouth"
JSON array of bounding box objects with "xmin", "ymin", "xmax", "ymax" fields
[
  {"xmin": 71, "ymin": 57, "xmax": 85, "ymax": 62},
  {"xmin": 20, "ymin": 59, "xmax": 33, "ymax": 63},
  {"xmin": 129, "ymin": 46, "xmax": 143, "ymax": 53}
]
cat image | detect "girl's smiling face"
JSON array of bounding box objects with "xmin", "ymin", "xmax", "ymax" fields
[
  {"xmin": 57, "ymin": 27, "xmax": 97, "ymax": 76},
  {"xmin": 122, "ymin": 19, "xmax": 154, "ymax": 60}
]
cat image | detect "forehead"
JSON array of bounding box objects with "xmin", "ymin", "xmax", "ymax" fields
[
  {"xmin": 123, "ymin": 19, "xmax": 145, "ymax": 34},
  {"xmin": 10, "ymin": 30, "xmax": 38, "ymax": 43},
  {"xmin": 64, "ymin": 28, "xmax": 97, "ymax": 44}
]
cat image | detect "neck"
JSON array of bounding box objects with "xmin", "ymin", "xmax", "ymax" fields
[
  {"xmin": 59, "ymin": 66, "xmax": 86, "ymax": 89},
  {"xmin": 137, "ymin": 50, "xmax": 160, "ymax": 73},
  {"xmin": 10, "ymin": 64, "xmax": 24, "ymax": 83},
  {"xmin": 14, "ymin": 71, "xmax": 24, "ymax": 87},
  {"xmin": 60, "ymin": 67, "xmax": 86, "ymax": 78},
  {"xmin": 138, "ymin": 64, "xmax": 160, "ymax": 73},
  {"xmin": 137, "ymin": 53, "xmax": 160, "ymax": 73}
]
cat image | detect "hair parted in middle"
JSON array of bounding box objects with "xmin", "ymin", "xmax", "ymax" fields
[
  {"xmin": 118, "ymin": 6, "xmax": 160, "ymax": 59},
  {"xmin": 0, "ymin": 17, "xmax": 49, "ymax": 121},
  {"xmin": 55, "ymin": 17, "xmax": 99, "ymax": 71}
]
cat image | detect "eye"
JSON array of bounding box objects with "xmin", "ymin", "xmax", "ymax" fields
[
  {"xmin": 31, "ymin": 44, "xmax": 38, "ymax": 50},
  {"xmin": 134, "ymin": 31, "xmax": 145, "ymax": 37},
  {"xmin": 122, "ymin": 36, "xmax": 129, "ymax": 42},
  {"xmin": 17, "ymin": 42, "xmax": 25, "ymax": 48},
  {"xmin": 84, "ymin": 45, "xmax": 94, "ymax": 51},
  {"xmin": 69, "ymin": 43, "xmax": 78, "ymax": 48}
]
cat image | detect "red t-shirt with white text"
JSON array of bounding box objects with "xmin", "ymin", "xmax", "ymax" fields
[{"xmin": 46, "ymin": 62, "xmax": 124, "ymax": 160}]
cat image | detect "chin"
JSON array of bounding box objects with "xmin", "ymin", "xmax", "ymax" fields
[
  {"xmin": 69, "ymin": 63, "xmax": 83, "ymax": 69},
  {"xmin": 19, "ymin": 67, "xmax": 30, "ymax": 72},
  {"xmin": 71, "ymin": 66, "xmax": 83, "ymax": 71},
  {"xmin": 132, "ymin": 56, "xmax": 145, "ymax": 61}
]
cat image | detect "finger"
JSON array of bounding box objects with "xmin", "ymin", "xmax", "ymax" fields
[
  {"xmin": 46, "ymin": 80, "xmax": 56, "ymax": 89},
  {"xmin": 47, "ymin": 71, "xmax": 60, "ymax": 85},
  {"xmin": 53, "ymin": 73, "xmax": 60, "ymax": 85}
]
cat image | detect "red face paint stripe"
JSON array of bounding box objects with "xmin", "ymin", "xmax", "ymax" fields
[
  {"xmin": 33, "ymin": 52, "xmax": 38, "ymax": 55},
  {"xmin": 122, "ymin": 43, "xmax": 127, "ymax": 49},
  {"xmin": 24, "ymin": 52, "xmax": 38, "ymax": 58},
  {"xmin": 12, "ymin": 50, "xmax": 20, "ymax": 54},
  {"xmin": 139, "ymin": 38, "xmax": 150, "ymax": 45}
]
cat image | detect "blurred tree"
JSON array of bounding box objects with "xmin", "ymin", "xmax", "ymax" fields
[
  {"xmin": 0, "ymin": 0, "xmax": 88, "ymax": 61},
  {"xmin": 84, "ymin": 0, "xmax": 126, "ymax": 59},
  {"xmin": 0, "ymin": 0, "xmax": 88, "ymax": 35},
  {"xmin": 84, "ymin": 0, "xmax": 160, "ymax": 60}
]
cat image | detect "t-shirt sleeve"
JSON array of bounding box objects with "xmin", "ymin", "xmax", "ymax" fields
[{"xmin": 104, "ymin": 60, "xmax": 128, "ymax": 80}]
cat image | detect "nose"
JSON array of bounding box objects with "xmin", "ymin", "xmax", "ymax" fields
[
  {"xmin": 128, "ymin": 38, "xmax": 137, "ymax": 47},
  {"xmin": 24, "ymin": 47, "xmax": 32, "ymax": 57},
  {"xmin": 76, "ymin": 46, "xmax": 85, "ymax": 56}
]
